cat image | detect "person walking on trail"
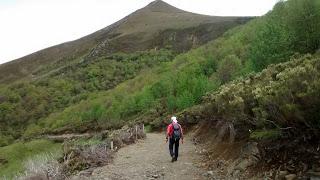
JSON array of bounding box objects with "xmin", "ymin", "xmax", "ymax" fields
[{"xmin": 166, "ymin": 116, "xmax": 184, "ymax": 162}]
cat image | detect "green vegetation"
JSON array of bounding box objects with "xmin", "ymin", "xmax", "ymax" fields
[
  {"xmin": 0, "ymin": 1, "xmax": 318, "ymax": 178},
  {"xmin": 0, "ymin": 1, "xmax": 319, "ymax": 174},
  {"xmin": 32, "ymin": 48, "xmax": 220, "ymax": 134},
  {"xmin": 144, "ymin": 125, "xmax": 153, "ymax": 133},
  {"xmin": 249, "ymin": 0, "xmax": 320, "ymax": 71},
  {"xmin": 0, "ymin": 139, "xmax": 61, "ymax": 178},
  {"xmin": 196, "ymin": 55, "xmax": 320, "ymax": 139},
  {"xmin": 0, "ymin": 49, "xmax": 175, "ymax": 142},
  {"xmin": 73, "ymin": 137, "xmax": 104, "ymax": 146},
  {"xmin": 250, "ymin": 129, "xmax": 281, "ymax": 140},
  {"xmin": 1, "ymin": 0, "xmax": 318, "ymax": 141}
]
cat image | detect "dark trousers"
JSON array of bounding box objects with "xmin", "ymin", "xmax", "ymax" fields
[{"xmin": 169, "ymin": 137, "xmax": 180, "ymax": 159}]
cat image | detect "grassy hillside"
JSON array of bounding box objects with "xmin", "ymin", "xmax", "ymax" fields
[
  {"xmin": 18, "ymin": 0, "xmax": 319, "ymax": 136},
  {"xmin": 0, "ymin": 0, "xmax": 249, "ymax": 84},
  {"xmin": 0, "ymin": 49, "xmax": 175, "ymax": 143},
  {"xmin": 1, "ymin": 0, "xmax": 319, "ymax": 144},
  {"xmin": 0, "ymin": 0, "xmax": 319, "ymax": 178}
]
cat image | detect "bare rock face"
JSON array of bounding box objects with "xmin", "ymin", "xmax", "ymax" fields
[{"xmin": 228, "ymin": 142, "xmax": 261, "ymax": 177}]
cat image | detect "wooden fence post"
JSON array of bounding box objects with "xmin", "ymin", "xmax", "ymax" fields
[
  {"xmin": 136, "ymin": 125, "xmax": 138, "ymax": 140},
  {"xmin": 142, "ymin": 124, "xmax": 145, "ymax": 134}
]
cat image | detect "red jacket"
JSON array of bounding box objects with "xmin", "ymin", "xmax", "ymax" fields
[{"xmin": 166, "ymin": 123, "xmax": 183, "ymax": 139}]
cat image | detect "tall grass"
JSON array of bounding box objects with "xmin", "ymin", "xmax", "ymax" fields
[
  {"xmin": 14, "ymin": 151, "xmax": 64, "ymax": 180},
  {"xmin": 0, "ymin": 139, "xmax": 61, "ymax": 179}
]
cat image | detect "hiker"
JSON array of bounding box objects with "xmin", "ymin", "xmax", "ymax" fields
[{"xmin": 166, "ymin": 116, "xmax": 184, "ymax": 162}]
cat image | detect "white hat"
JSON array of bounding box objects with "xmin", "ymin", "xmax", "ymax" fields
[{"xmin": 171, "ymin": 116, "xmax": 178, "ymax": 123}]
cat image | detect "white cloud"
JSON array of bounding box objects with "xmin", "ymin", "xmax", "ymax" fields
[{"xmin": 0, "ymin": 0, "xmax": 279, "ymax": 64}]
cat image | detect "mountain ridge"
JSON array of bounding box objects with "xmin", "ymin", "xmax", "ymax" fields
[{"xmin": 0, "ymin": 0, "xmax": 251, "ymax": 84}]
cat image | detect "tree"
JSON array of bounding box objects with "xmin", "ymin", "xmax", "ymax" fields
[
  {"xmin": 217, "ymin": 55, "xmax": 242, "ymax": 83},
  {"xmin": 286, "ymin": 0, "xmax": 320, "ymax": 53}
]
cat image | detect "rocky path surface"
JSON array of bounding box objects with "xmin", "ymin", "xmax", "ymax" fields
[{"xmin": 75, "ymin": 133, "xmax": 210, "ymax": 180}]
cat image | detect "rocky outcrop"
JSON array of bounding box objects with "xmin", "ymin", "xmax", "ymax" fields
[{"xmin": 227, "ymin": 142, "xmax": 261, "ymax": 177}]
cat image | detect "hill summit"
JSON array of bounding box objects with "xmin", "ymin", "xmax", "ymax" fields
[
  {"xmin": 0, "ymin": 0, "xmax": 251, "ymax": 84},
  {"xmin": 144, "ymin": 0, "xmax": 185, "ymax": 13}
]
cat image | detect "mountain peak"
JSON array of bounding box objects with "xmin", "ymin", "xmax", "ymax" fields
[
  {"xmin": 145, "ymin": 0, "xmax": 185, "ymax": 13},
  {"xmin": 148, "ymin": 0, "xmax": 168, "ymax": 6}
]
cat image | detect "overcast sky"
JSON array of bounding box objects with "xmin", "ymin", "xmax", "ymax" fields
[{"xmin": 0, "ymin": 0, "xmax": 279, "ymax": 64}]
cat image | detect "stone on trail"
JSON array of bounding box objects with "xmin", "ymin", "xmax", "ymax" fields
[{"xmin": 285, "ymin": 174, "xmax": 297, "ymax": 180}]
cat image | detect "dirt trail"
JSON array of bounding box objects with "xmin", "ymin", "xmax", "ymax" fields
[{"xmin": 75, "ymin": 133, "xmax": 210, "ymax": 180}]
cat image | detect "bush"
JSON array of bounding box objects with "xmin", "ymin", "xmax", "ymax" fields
[
  {"xmin": 0, "ymin": 135, "xmax": 14, "ymax": 147},
  {"xmin": 81, "ymin": 104, "xmax": 106, "ymax": 123},
  {"xmin": 195, "ymin": 55, "xmax": 320, "ymax": 139},
  {"xmin": 217, "ymin": 55, "xmax": 242, "ymax": 83},
  {"xmin": 250, "ymin": 129, "xmax": 281, "ymax": 140}
]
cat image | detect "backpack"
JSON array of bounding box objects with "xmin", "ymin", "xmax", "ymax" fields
[{"xmin": 172, "ymin": 123, "xmax": 181, "ymax": 139}]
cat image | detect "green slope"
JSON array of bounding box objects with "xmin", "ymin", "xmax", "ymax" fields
[
  {"xmin": 23, "ymin": 0, "xmax": 320, "ymax": 137},
  {"xmin": 0, "ymin": 0, "xmax": 319, "ymax": 144},
  {"xmin": 0, "ymin": 0, "xmax": 251, "ymax": 144}
]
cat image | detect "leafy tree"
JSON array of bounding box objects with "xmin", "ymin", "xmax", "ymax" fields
[
  {"xmin": 249, "ymin": 0, "xmax": 320, "ymax": 71},
  {"xmin": 176, "ymin": 91, "xmax": 194, "ymax": 110},
  {"xmin": 217, "ymin": 55, "xmax": 242, "ymax": 83},
  {"xmin": 286, "ymin": 0, "xmax": 320, "ymax": 53}
]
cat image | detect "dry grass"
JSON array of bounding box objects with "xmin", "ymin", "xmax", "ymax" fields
[{"xmin": 18, "ymin": 152, "xmax": 65, "ymax": 180}]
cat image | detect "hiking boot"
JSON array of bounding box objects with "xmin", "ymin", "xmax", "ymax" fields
[{"xmin": 171, "ymin": 156, "xmax": 175, "ymax": 162}]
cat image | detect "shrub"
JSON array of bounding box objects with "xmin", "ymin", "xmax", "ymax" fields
[
  {"xmin": 217, "ymin": 55, "xmax": 242, "ymax": 83},
  {"xmin": 250, "ymin": 129, "xmax": 281, "ymax": 140},
  {"xmin": 0, "ymin": 135, "xmax": 14, "ymax": 147},
  {"xmin": 192, "ymin": 55, "xmax": 320, "ymax": 139}
]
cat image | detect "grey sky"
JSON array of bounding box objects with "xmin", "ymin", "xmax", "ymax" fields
[{"xmin": 0, "ymin": 0, "xmax": 279, "ymax": 64}]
